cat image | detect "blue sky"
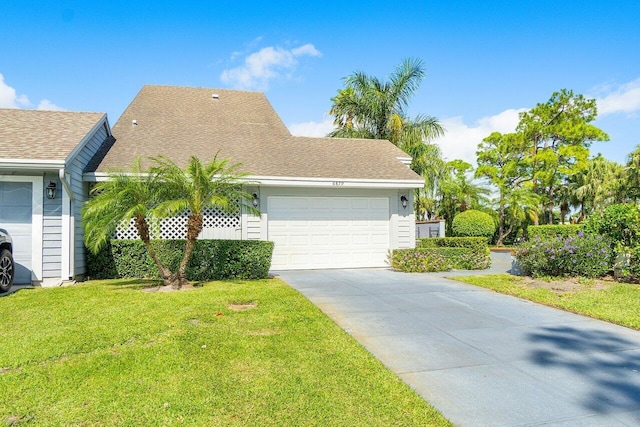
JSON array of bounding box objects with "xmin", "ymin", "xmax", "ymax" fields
[{"xmin": 1, "ymin": 1, "xmax": 639, "ymax": 165}]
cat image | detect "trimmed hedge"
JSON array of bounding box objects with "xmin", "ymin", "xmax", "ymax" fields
[
  {"xmin": 417, "ymin": 237, "xmax": 489, "ymax": 253},
  {"xmin": 527, "ymin": 224, "xmax": 584, "ymax": 240},
  {"xmin": 87, "ymin": 239, "xmax": 274, "ymax": 281},
  {"xmin": 452, "ymin": 210, "xmax": 496, "ymax": 241},
  {"xmin": 392, "ymin": 237, "xmax": 491, "ymax": 272},
  {"xmin": 390, "ymin": 248, "xmax": 491, "ymax": 272}
]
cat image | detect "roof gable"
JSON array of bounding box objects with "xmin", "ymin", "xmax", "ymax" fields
[
  {"xmin": 96, "ymin": 85, "xmax": 422, "ymax": 183},
  {"xmin": 0, "ymin": 109, "xmax": 106, "ymax": 162}
]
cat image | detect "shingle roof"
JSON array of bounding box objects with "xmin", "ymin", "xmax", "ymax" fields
[
  {"xmin": 0, "ymin": 108, "xmax": 105, "ymax": 161},
  {"xmin": 96, "ymin": 85, "xmax": 422, "ymax": 182}
]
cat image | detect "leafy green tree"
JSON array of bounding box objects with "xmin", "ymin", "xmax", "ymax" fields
[
  {"xmin": 476, "ymin": 131, "xmax": 532, "ymax": 245},
  {"xmin": 83, "ymin": 158, "xmax": 173, "ymax": 284},
  {"xmin": 412, "ymin": 142, "xmax": 446, "ymax": 221},
  {"xmin": 438, "ymin": 160, "xmax": 490, "ymax": 234},
  {"xmin": 151, "ymin": 155, "xmax": 256, "ymax": 288},
  {"xmin": 517, "ymin": 89, "xmax": 609, "ymax": 223},
  {"xmin": 625, "ymin": 144, "xmax": 640, "ymax": 201}
]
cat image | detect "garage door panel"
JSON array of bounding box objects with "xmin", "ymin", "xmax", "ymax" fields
[
  {"xmin": 268, "ymin": 196, "xmax": 390, "ymax": 269},
  {"xmin": 0, "ymin": 182, "xmax": 33, "ymax": 284}
]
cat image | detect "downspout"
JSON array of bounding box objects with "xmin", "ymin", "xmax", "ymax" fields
[
  {"xmin": 59, "ymin": 168, "xmax": 74, "ymax": 202},
  {"xmin": 59, "ymin": 168, "xmax": 74, "ymax": 281}
]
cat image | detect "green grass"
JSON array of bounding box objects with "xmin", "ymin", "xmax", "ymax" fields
[
  {"xmin": 450, "ymin": 274, "xmax": 640, "ymax": 330},
  {"xmin": 0, "ymin": 279, "xmax": 449, "ymax": 426}
]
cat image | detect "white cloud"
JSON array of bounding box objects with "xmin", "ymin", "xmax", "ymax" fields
[
  {"xmin": 37, "ymin": 99, "xmax": 65, "ymax": 111},
  {"xmin": 221, "ymin": 43, "xmax": 321, "ymax": 90},
  {"xmin": 288, "ymin": 108, "xmax": 525, "ymax": 165},
  {"xmin": 595, "ymin": 78, "xmax": 640, "ymax": 116},
  {"xmin": 435, "ymin": 108, "xmax": 525, "ymax": 165},
  {"xmin": 288, "ymin": 116, "xmax": 335, "ymax": 137},
  {"xmin": 0, "ymin": 73, "xmax": 65, "ymax": 111},
  {"xmin": 0, "ymin": 73, "xmax": 31, "ymax": 108}
]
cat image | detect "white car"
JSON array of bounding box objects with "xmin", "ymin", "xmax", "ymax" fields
[{"xmin": 0, "ymin": 229, "xmax": 14, "ymax": 293}]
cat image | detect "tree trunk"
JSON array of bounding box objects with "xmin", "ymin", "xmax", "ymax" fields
[
  {"xmin": 134, "ymin": 215, "xmax": 173, "ymax": 285},
  {"xmin": 175, "ymin": 213, "xmax": 204, "ymax": 288},
  {"xmin": 496, "ymin": 198, "xmax": 506, "ymax": 247}
]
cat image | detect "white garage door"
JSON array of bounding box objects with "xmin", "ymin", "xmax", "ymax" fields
[
  {"xmin": 0, "ymin": 182, "xmax": 33, "ymax": 284},
  {"xmin": 268, "ymin": 196, "xmax": 390, "ymax": 269}
]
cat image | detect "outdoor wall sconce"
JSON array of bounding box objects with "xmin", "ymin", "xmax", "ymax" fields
[
  {"xmin": 400, "ymin": 195, "xmax": 408, "ymax": 209},
  {"xmin": 252, "ymin": 193, "xmax": 259, "ymax": 208},
  {"xmin": 46, "ymin": 181, "xmax": 57, "ymax": 199}
]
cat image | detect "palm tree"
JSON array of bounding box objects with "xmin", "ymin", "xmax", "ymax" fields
[
  {"xmin": 437, "ymin": 160, "xmax": 490, "ymax": 234},
  {"xmin": 328, "ymin": 58, "xmax": 444, "ymax": 162},
  {"xmin": 83, "ymin": 158, "xmax": 173, "ymax": 284},
  {"xmin": 151, "ymin": 155, "xmax": 256, "ymax": 288},
  {"xmin": 569, "ymin": 155, "xmax": 625, "ymax": 220}
]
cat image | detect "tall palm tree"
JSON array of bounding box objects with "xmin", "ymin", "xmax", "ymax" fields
[
  {"xmin": 569, "ymin": 155, "xmax": 625, "ymax": 220},
  {"xmin": 151, "ymin": 155, "xmax": 256, "ymax": 288},
  {"xmin": 82, "ymin": 158, "xmax": 173, "ymax": 283},
  {"xmin": 328, "ymin": 58, "xmax": 444, "ymax": 154}
]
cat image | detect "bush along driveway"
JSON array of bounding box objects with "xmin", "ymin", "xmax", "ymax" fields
[{"xmin": 278, "ymin": 268, "xmax": 640, "ymax": 426}]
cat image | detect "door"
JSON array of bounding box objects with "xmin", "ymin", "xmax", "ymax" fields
[
  {"xmin": 0, "ymin": 182, "xmax": 33, "ymax": 284},
  {"xmin": 268, "ymin": 196, "xmax": 390, "ymax": 269}
]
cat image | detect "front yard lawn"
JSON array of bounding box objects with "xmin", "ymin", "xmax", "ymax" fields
[
  {"xmin": 451, "ymin": 274, "xmax": 640, "ymax": 330},
  {"xmin": 0, "ymin": 279, "xmax": 449, "ymax": 426}
]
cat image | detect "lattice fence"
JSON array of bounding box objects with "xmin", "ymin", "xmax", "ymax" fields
[{"xmin": 114, "ymin": 205, "xmax": 241, "ymax": 240}]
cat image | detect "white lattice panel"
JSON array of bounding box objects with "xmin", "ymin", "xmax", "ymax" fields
[{"xmin": 114, "ymin": 205, "xmax": 241, "ymax": 240}]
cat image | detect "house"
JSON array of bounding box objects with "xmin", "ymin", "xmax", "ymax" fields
[
  {"xmin": 0, "ymin": 85, "xmax": 423, "ymax": 284},
  {"xmin": 0, "ymin": 109, "xmax": 113, "ymax": 285},
  {"xmin": 88, "ymin": 85, "xmax": 423, "ymax": 270}
]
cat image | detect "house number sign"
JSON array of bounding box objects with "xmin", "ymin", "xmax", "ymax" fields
[{"xmin": 332, "ymin": 181, "xmax": 345, "ymax": 186}]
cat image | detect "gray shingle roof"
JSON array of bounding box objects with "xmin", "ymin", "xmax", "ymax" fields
[
  {"xmin": 96, "ymin": 85, "xmax": 422, "ymax": 182},
  {"xmin": 0, "ymin": 108, "xmax": 105, "ymax": 161}
]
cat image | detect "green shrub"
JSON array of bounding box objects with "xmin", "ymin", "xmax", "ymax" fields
[
  {"xmin": 585, "ymin": 203, "xmax": 640, "ymax": 249},
  {"xmin": 390, "ymin": 247, "xmax": 491, "ymax": 272},
  {"xmin": 87, "ymin": 239, "xmax": 274, "ymax": 281},
  {"xmin": 527, "ymin": 224, "xmax": 584, "ymax": 240},
  {"xmin": 452, "ymin": 210, "xmax": 496, "ymax": 241},
  {"xmin": 513, "ymin": 233, "xmax": 613, "ymax": 278},
  {"xmin": 389, "ymin": 249, "xmax": 450, "ymax": 272},
  {"xmin": 417, "ymin": 236, "xmax": 489, "ymax": 253}
]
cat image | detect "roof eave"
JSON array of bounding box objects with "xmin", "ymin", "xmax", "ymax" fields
[
  {"xmin": 0, "ymin": 159, "xmax": 66, "ymax": 172},
  {"xmin": 84, "ymin": 172, "xmax": 424, "ymax": 188}
]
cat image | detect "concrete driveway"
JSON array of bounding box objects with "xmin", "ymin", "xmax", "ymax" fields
[{"xmin": 276, "ymin": 266, "xmax": 640, "ymax": 426}]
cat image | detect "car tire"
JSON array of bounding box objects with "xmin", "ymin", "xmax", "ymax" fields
[{"xmin": 0, "ymin": 249, "xmax": 14, "ymax": 293}]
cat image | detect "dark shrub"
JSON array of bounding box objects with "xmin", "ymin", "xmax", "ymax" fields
[
  {"xmin": 528, "ymin": 224, "xmax": 584, "ymax": 240},
  {"xmin": 452, "ymin": 210, "xmax": 496, "ymax": 241},
  {"xmin": 87, "ymin": 239, "xmax": 274, "ymax": 281},
  {"xmin": 513, "ymin": 233, "xmax": 613, "ymax": 278}
]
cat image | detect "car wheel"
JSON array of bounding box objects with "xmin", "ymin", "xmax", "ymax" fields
[{"xmin": 0, "ymin": 249, "xmax": 14, "ymax": 293}]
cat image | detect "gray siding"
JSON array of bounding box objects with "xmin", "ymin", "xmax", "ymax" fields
[
  {"xmin": 67, "ymin": 122, "xmax": 110, "ymax": 278},
  {"xmin": 42, "ymin": 173, "xmax": 62, "ymax": 278}
]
